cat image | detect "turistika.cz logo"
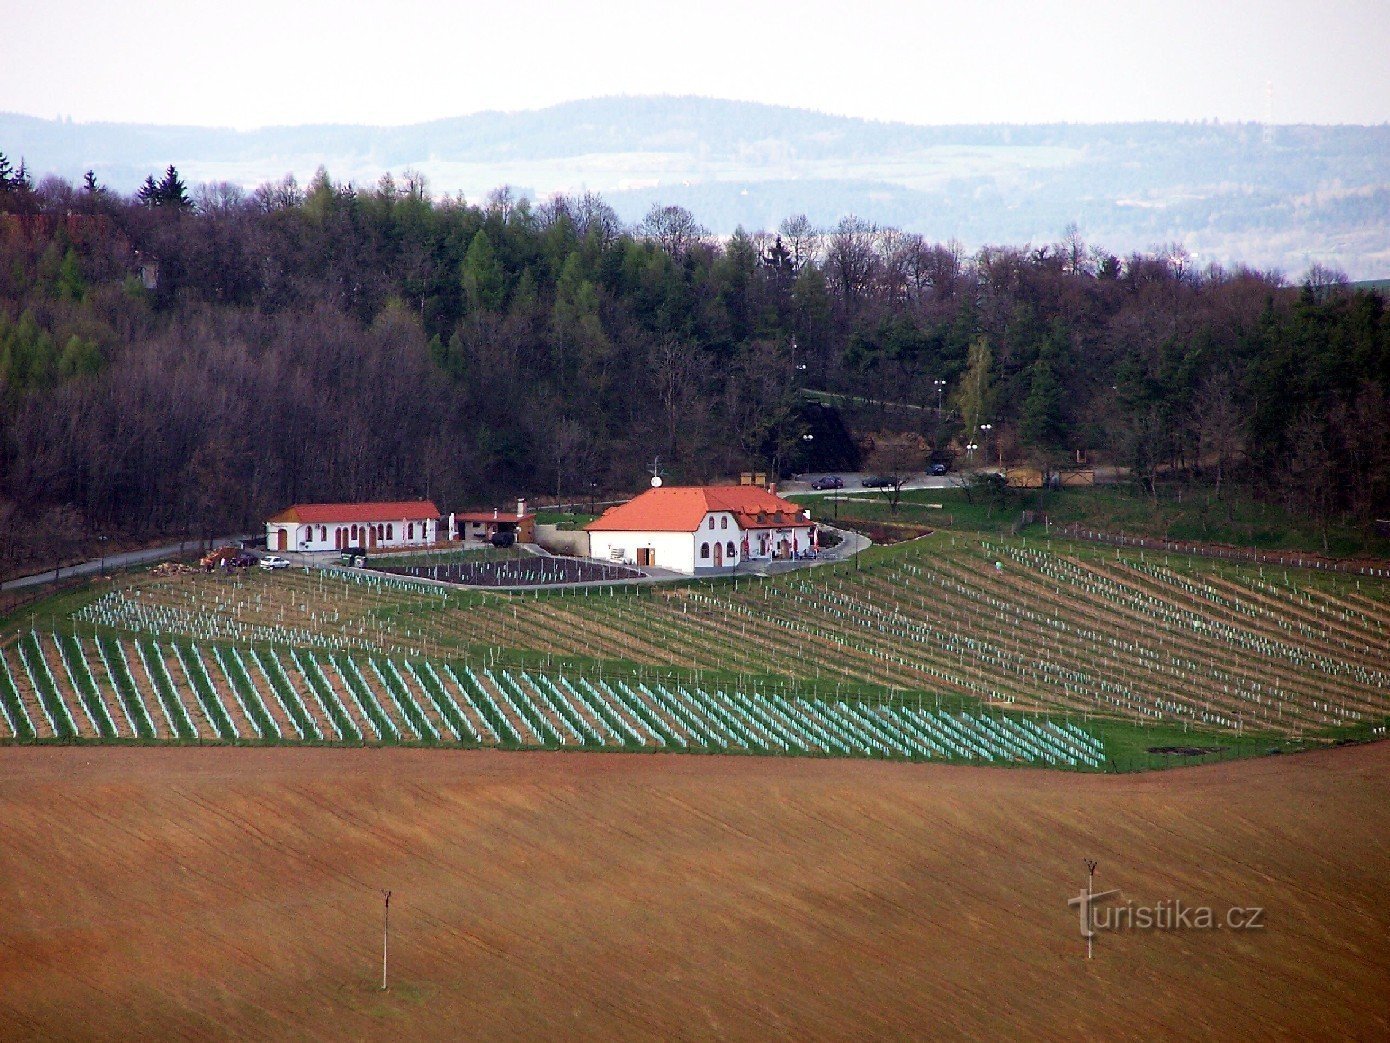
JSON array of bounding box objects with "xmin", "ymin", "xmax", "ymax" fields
[{"xmin": 1069, "ymin": 860, "xmax": 1264, "ymax": 957}]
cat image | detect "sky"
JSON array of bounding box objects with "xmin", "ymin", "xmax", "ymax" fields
[{"xmin": 3, "ymin": 0, "xmax": 1389, "ymax": 128}]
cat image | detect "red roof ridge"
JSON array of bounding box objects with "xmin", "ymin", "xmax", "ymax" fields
[{"xmin": 268, "ymin": 500, "xmax": 441, "ymax": 524}]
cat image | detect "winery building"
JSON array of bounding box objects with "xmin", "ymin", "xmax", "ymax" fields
[
  {"xmin": 265, "ymin": 501, "xmax": 441, "ymax": 552},
  {"xmin": 585, "ymin": 485, "xmax": 815, "ymax": 575}
]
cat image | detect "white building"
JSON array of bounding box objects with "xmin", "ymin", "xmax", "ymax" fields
[
  {"xmin": 585, "ymin": 485, "xmax": 815, "ymax": 575},
  {"xmin": 265, "ymin": 501, "xmax": 441, "ymax": 553}
]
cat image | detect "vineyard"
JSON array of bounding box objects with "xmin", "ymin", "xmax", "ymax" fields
[{"xmin": 4, "ymin": 530, "xmax": 1388, "ymax": 766}]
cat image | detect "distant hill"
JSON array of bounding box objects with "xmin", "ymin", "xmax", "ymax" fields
[{"xmin": 4, "ymin": 96, "xmax": 1388, "ymax": 278}]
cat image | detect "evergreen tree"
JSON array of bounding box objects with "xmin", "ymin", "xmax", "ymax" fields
[
  {"xmin": 137, "ymin": 175, "xmax": 161, "ymax": 207},
  {"xmin": 157, "ymin": 165, "xmax": 191, "ymax": 210},
  {"xmin": 460, "ymin": 230, "xmax": 506, "ymax": 313}
]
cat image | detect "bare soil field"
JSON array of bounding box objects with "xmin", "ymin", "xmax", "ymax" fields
[{"xmin": 1, "ymin": 744, "xmax": 1387, "ymax": 1041}]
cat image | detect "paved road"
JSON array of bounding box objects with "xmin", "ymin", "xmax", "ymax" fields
[
  {"xmin": 783, "ymin": 466, "xmax": 1128, "ymax": 497},
  {"xmin": 781, "ymin": 472, "xmax": 968, "ymax": 497},
  {"xmin": 1, "ymin": 534, "xmax": 261, "ymax": 592}
]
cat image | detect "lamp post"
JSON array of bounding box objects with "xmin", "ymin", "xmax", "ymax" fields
[
  {"xmin": 97, "ymin": 535, "xmax": 109, "ymax": 577},
  {"xmin": 933, "ymin": 379, "xmax": 946, "ymax": 448},
  {"xmin": 979, "ymin": 424, "xmax": 993, "ymax": 470}
]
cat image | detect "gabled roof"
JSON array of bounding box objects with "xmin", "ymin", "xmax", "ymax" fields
[
  {"xmin": 585, "ymin": 486, "xmax": 811, "ymax": 533},
  {"xmin": 268, "ymin": 501, "xmax": 440, "ymax": 524}
]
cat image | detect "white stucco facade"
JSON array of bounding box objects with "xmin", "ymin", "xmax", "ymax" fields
[
  {"xmin": 589, "ymin": 529, "xmax": 699, "ymax": 573},
  {"xmin": 587, "ymin": 498, "xmax": 814, "ymax": 576},
  {"xmin": 265, "ymin": 502, "xmax": 441, "ymax": 553}
]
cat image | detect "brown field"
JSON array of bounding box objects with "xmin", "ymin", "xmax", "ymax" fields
[{"xmin": 2, "ymin": 744, "xmax": 1388, "ymax": 1041}]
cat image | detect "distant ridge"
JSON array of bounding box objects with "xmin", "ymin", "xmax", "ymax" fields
[{"xmin": 3, "ymin": 96, "xmax": 1388, "ymax": 278}]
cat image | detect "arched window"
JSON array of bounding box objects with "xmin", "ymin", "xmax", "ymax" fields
[
  {"xmin": 351, "ymin": 524, "xmax": 358, "ymax": 541},
  {"xmin": 708, "ymin": 517, "xmax": 715, "ymax": 529},
  {"xmin": 726, "ymin": 541, "xmax": 736, "ymax": 558},
  {"xmin": 700, "ymin": 543, "xmax": 710, "ymax": 559},
  {"xmin": 386, "ymin": 523, "xmax": 394, "ymax": 540},
  {"xmin": 319, "ymin": 526, "xmax": 327, "ymax": 542},
  {"xmin": 407, "ymin": 522, "xmax": 414, "ymax": 540},
  {"xmin": 720, "ymin": 516, "xmax": 728, "ymax": 529}
]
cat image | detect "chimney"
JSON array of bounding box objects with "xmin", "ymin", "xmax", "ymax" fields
[
  {"xmin": 493, "ymin": 507, "xmax": 498, "ymax": 520},
  {"xmin": 768, "ymin": 482, "xmax": 777, "ymax": 495},
  {"xmin": 517, "ymin": 498, "xmax": 526, "ymax": 518}
]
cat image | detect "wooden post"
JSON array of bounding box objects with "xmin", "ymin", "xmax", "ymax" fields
[
  {"xmin": 381, "ymin": 889, "xmax": 392, "ymax": 990},
  {"xmin": 1084, "ymin": 860, "xmax": 1098, "ymax": 960}
]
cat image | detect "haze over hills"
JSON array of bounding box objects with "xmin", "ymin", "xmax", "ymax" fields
[{"xmin": 3, "ymin": 95, "xmax": 1389, "ymax": 277}]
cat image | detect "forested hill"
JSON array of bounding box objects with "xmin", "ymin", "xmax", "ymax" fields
[
  {"xmin": 4, "ymin": 96, "xmax": 1389, "ymax": 278},
  {"xmin": 0, "ymin": 161, "xmax": 1387, "ymax": 575}
]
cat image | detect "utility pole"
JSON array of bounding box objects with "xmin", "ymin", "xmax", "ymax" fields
[{"xmin": 380, "ymin": 889, "xmax": 392, "ymax": 990}]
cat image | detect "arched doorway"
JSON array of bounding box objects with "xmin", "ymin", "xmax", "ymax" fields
[{"xmin": 713, "ymin": 542, "xmax": 723, "ymax": 567}]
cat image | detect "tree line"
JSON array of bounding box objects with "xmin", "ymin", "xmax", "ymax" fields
[{"xmin": 0, "ymin": 158, "xmax": 1386, "ymax": 572}]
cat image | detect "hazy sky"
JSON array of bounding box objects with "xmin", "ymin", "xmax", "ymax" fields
[{"xmin": 4, "ymin": 0, "xmax": 1388, "ymax": 128}]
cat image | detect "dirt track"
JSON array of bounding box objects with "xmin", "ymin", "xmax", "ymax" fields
[{"xmin": 1, "ymin": 744, "xmax": 1387, "ymax": 1040}]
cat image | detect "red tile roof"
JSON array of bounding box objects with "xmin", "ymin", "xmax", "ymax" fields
[
  {"xmin": 585, "ymin": 486, "xmax": 811, "ymax": 533},
  {"xmin": 268, "ymin": 501, "xmax": 440, "ymax": 524}
]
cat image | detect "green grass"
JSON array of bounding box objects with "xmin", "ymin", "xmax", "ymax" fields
[{"xmin": 534, "ymin": 510, "xmax": 597, "ymax": 529}]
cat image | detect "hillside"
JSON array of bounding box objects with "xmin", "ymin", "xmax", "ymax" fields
[
  {"xmin": 1, "ymin": 741, "xmax": 1386, "ymax": 1039},
  {"xmin": 4, "ymin": 96, "xmax": 1389, "ymax": 276},
  {"xmin": 4, "ymin": 532, "xmax": 1387, "ymax": 770}
]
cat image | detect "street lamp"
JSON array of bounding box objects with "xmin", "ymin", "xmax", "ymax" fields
[
  {"xmin": 966, "ymin": 442, "xmax": 978, "ymax": 461},
  {"xmin": 979, "ymin": 424, "xmax": 993, "ymax": 469},
  {"xmin": 933, "ymin": 379, "xmax": 946, "ymax": 448},
  {"xmin": 97, "ymin": 535, "xmax": 109, "ymax": 577}
]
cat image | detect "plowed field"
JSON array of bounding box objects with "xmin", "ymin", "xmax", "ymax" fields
[{"xmin": 1, "ymin": 744, "xmax": 1387, "ymax": 1040}]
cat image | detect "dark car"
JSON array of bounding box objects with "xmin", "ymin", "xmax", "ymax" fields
[
  {"xmin": 810, "ymin": 475, "xmax": 844, "ymax": 490},
  {"xmin": 929, "ymin": 462, "xmax": 949, "ymax": 476},
  {"xmin": 861, "ymin": 475, "xmax": 895, "ymax": 488}
]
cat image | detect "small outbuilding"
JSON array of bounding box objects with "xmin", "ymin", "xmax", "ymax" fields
[{"xmin": 451, "ymin": 500, "xmax": 536, "ymax": 545}]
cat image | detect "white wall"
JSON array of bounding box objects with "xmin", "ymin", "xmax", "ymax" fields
[
  {"xmin": 266, "ymin": 518, "xmax": 436, "ymax": 552},
  {"xmin": 589, "ymin": 530, "xmax": 696, "ymax": 574}
]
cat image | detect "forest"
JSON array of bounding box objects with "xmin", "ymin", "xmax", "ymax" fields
[{"xmin": 1, "ymin": 157, "xmax": 1387, "ymax": 573}]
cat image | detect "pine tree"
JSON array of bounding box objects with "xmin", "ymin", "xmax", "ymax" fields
[
  {"xmin": 157, "ymin": 165, "xmax": 191, "ymax": 210},
  {"xmin": 137, "ymin": 175, "xmax": 160, "ymax": 207}
]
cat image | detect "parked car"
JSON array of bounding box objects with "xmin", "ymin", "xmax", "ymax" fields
[
  {"xmin": 929, "ymin": 462, "xmax": 949, "ymax": 476},
  {"xmin": 860, "ymin": 475, "xmax": 895, "ymax": 488},
  {"xmin": 259, "ymin": 555, "xmax": 291, "ymax": 570},
  {"xmin": 810, "ymin": 475, "xmax": 844, "ymax": 490}
]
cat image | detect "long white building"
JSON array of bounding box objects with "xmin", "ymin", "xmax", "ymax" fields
[
  {"xmin": 585, "ymin": 485, "xmax": 815, "ymax": 575},
  {"xmin": 265, "ymin": 501, "xmax": 441, "ymax": 553}
]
